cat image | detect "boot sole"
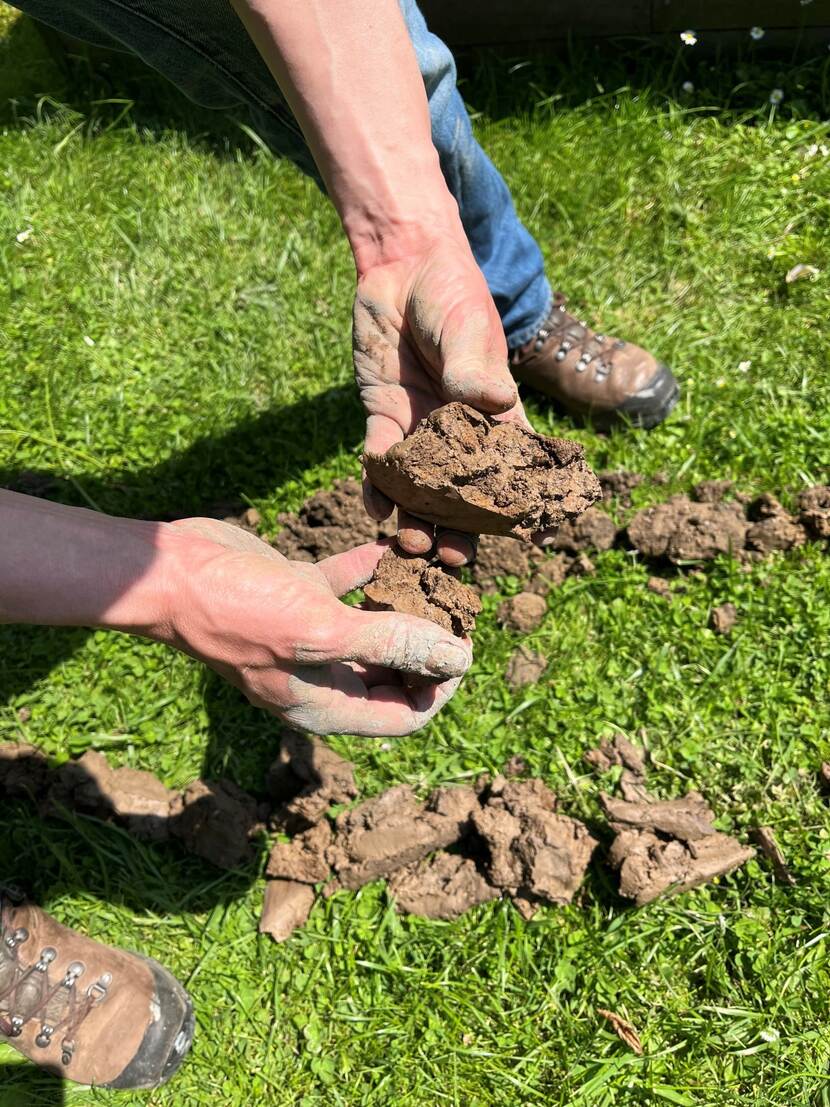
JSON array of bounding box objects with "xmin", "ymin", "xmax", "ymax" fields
[
  {"xmin": 104, "ymin": 957, "xmax": 195, "ymax": 1090},
  {"xmin": 613, "ymin": 362, "xmax": 680, "ymax": 430}
]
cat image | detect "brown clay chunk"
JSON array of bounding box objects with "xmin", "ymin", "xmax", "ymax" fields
[
  {"xmin": 259, "ymin": 880, "xmax": 316, "ymax": 943},
  {"xmin": 647, "ymin": 576, "xmax": 672, "ymax": 600},
  {"xmin": 473, "ymin": 777, "xmax": 596, "ymax": 904},
  {"xmin": 750, "ymin": 826, "xmax": 796, "ymax": 885},
  {"xmin": 327, "ymin": 784, "xmax": 478, "ymax": 890},
  {"xmin": 0, "ymin": 742, "xmax": 49, "ymax": 800},
  {"xmin": 601, "ymin": 790, "xmax": 754, "ymax": 905},
  {"xmin": 598, "ymin": 470, "xmax": 643, "ymax": 506},
  {"xmin": 526, "ymin": 553, "xmax": 571, "ymax": 594},
  {"xmin": 505, "ymin": 646, "xmax": 547, "ymax": 690},
  {"xmin": 53, "ymin": 750, "xmax": 175, "ymax": 842},
  {"xmin": 472, "ymin": 534, "xmax": 542, "ymax": 590},
  {"xmin": 388, "ymin": 853, "xmax": 500, "ymax": 919},
  {"xmin": 266, "ymin": 820, "xmax": 333, "ymax": 884},
  {"xmin": 711, "ymin": 602, "xmax": 738, "ymax": 635},
  {"xmin": 584, "ymin": 735, "xmax": 648, "ymax": 802},
  {"xmin": 363, "ymin": 402, "xmax": 601, "ymax": 540},
  {"xmin": 693, "ymin": 479, "xmax": 734, "ymax": 503},
  {"xmin": 799, "ymin": 485, "xmax": 830, "ymax": 538},
  {"xmin": 497, "ymin": 592, "xmax": 547, "ymax": 633},
  {"xmin": 364, "ymin": 547, "xmax": 481, "ymax": 637},
  {"xmin": 169, "ymin": 779, "xmax": 259, "ymax": 870},
  {"xmin": 745, "ymin": 495, "xmax": 806, "ymax": 553},
  {"xmin": 547, "ymin": 507, "xmax": 617, "ymax": 553},
  {"xmin": 274, "ymin": 477, "xmax": 394, "ymax": 562},
  {"xmin": 627, "ymin": 496, "xmax": 748, "ymax": 562},
  {"xmin": 267, "ymin": 731, "xmax": 357, "ymax": 832}
]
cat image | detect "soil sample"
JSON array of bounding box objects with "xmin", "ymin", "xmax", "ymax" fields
[
  {"xmin": 744, "ymin": 495, "xmax": 806, "ymax": 553},
  {"xmin": 274, "ymin": 477, "xmax": 395, "ymax": 562},
  {"xmin": 259, "ymin": 880, "xmax": 316, "ymax": 943},
  {"xmin": 363, "ymin": 403, "xmax": 601, "ymax": 540},
  {"xmin": 547, "ymin": 506, "xmax": 618, "ymax": 554},
  {"xmin": 266, "ymin": 820, "xmax": 333, "ymax": 885},
  {"xmin": 388, "ymin": 853, "xmax": 500, "ymax": 920},
  {"xmin": 364, "ymin": 547, "xmax": 481, "ymax": 636},
  {"xmin": 169, "ymin": 779, "xmax": 261, "ymax": 870},
  {"xmin": 505, "ymin": 646, "xmax": 547, "ymax": 690},
  {"xmin": 0, "ymin": 742, "xmax": 50, "ymax": 801},
  {"xmin": 710, "ymin": 602, "xmax": 737, "ymax": 635},
  {"xmin": 627, "ymin": 496, "xmax": 748, "ymax": 563},
  {"xmin": 799, "ymin": 485, "xmax": 830, "ymax": 538},
  {"xmin": 497, "ymin": 592, "xmax": 547, "ymax": 633},
  {"xmin": 267, "ymin": 731, "xmax": 357, "ymax": 832},
  {"xmin": 472, "ymin": 534, "xmax": 543, "ymax": 591}
]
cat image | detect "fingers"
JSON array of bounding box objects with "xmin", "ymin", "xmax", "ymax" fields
[
  {"xmin": 285, "ymin": 663, "xmax": 463, "ymax": 737},
  {"xmin": 439, "ymin": 306, "xmax": 517, "ymax": 415},
  {"xmin": 363, "ymin": 413, "xmax": 402, "ymax": 521},
  {"xmin": 315, "ymin": 539, "xmax": 394, "ymax": 596},
  {"xmin": 396, "ymin": 508, "xmax": 434, "ymax": 556},
  {"xmin": 435, "ymin": 529, "xmax": 477, "ymax": 568}
]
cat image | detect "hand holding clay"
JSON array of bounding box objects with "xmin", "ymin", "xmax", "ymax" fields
[
  {"xmin": 165, "ymin": 519, "xmax": 471, "ymax": 736},
  {"xmin": 353, "ymin": 236, "xmax": 528, "ymax": 567}
]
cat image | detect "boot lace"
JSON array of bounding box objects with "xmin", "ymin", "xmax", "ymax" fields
[
  {"xmin": 0, "ymin": 887, "xmax": 111, "ymax": 1067},
  {"xmin": 532, "ymin": 293, "xmax": 626, "ymax": 379}
]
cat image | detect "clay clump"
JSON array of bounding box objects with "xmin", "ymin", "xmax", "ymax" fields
[
  {"xmin": 799, "ymin": 485, "xmax": 830, "ymax": 538},
  {"xmin": 744, "ymin": 495, "xmax": 806, "ymax": 554},
  {"xmin": 497, "ymin": 592, "xmax": 547, "ymax": 633},
  {"xmin": 169, "ymin": 779, "xmax": 261, "ymax": 870},
  {"xmin": 388, "ymin": 853, "xmax": 500, "ymax": 920},
  {"xmin": 472, "ymin": 534, "xmax": 543, "ymax": 591},
  {"xmin": 584, "ymin": 734, "xmax": 649, "ymax": 802},
  {"xmin": 504, "ymin": 646, "xmax": 547, "ymax": 689},
  {"xmin": 259, "ymin": 880, "xmax": 316, "ymax": 942},
  {"xmin": 267, "ymin": 731, "xmax": 357, "ymax": 832},
  {"xmin": 364, "ymin": 547, "xmax": 481, "ymax": 636},
  {"xmin": 0, "ymin": 742, "xmax": 50, "ymax": 800},
  {"xmin": 363, "ymin": 403, "xmax": 601, "ymax": 540},
  {"xmin": 547, "ymin": 506, "xmax": 618, "ymax": 554},
  {"xmin": 627, "ymin": 496, "xmax": 748, "ymax": 563},
  {"xmin": 711, "ymin": 602, "xmax": 737, "ymax": 635}
]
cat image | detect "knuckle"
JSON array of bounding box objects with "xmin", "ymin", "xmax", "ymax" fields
[{"xmin": 292, "ymin": 619, "xmax": 340, "ymax": 665}]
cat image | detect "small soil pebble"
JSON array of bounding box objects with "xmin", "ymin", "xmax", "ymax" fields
[
  {"xmin": 388, "ymin": 853, "xmax": 500, "ymax": 920},
  {"xmin": 526, "ymin": 553, "xmax": 572, "ymax": 595},
  {"xmin": 274, "ymin": 477, "xmax": 394, "ymax": 562},
  {"xmin": 326, "ymin": 784, "xmax": 478, "ymax": 890},
  {"xmin": 584, "ymin": 735, "xmax": 649, "ymax": 802},
  {"xmin": 569, "ymin": 552, "xmax": 595, "ymax": 577},
  {"xmin": 364, "ymin": 547, "xmax": 481, "ymax": 637},
  {"xmin": 647, "ymin": 576, "xmax": 672, "ymax": 600},
  {"xmin": 547, "ymin": 506, "xmax": 617, "ymax": 554},
  {"xmin": 627, "ymin": 496, "xmax": 748, "ymax": 562},
  {"xmin": 0, "ymin": 742, "xmax": 49, "ymax": 801},
  {"xmin": 266, "ymin": 820, "xmax": 333, "ymax": 884},
  {"xmin": 505, "ymin": 646, "xmax": 547, "ymax": 690},
  {"xmin": 259, "ymin": 879, "xmax": 316, "ymax": 943},
  {"xmin": 598, "ymin": 470, "xmax": 643, "ymax": 506},
  {"xmin": 473, "ymin": 777, "xmax": 597, "ymax": 905},
  {"xmin": 267, "ymin": 731, "xmax": 357, "ymax": 832},
  {"xmin": 472, "ymin": 534, "xmax": 542, "ymax": 590},
  {"xmin": 750, "ymin": 826, "xmax": 796, "ymax": 886},
  {"xmin": 745, "ymin": 495, "xmax": 806, "ymax": 553},
  {"xmin": 710, "ymin": 602, "xmax": 738, "ymax": 635},
  {"xmin": 503, "ymin": 754, "xmax": 528, "ymax": 778},
  {"xmin": 497, "ymin": 592, "xmax": 547, "ymax": 633},
  {"xmin": 52, "ymin": 749, "xmax": 175, "ymax": 842},
  {"xmin": 601, "ymin": 791, "xmax": 754, "ymax": 905},
  {"xmin": 798, "ymin": 485, "xmax": 830, "ymax": 538},
  {"xmin": 170, "ymin": 779, "xmax": 260, "ymax": 870},
  {"xmin": 363, "ymin": 402, "xmax": 601, "ymax": 540},
  {"xmin": 693, "ymin": 479, "xmax": 734, "ymax": 503}
]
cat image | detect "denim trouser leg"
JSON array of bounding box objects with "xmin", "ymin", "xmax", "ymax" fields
[{"xmin": 11, "ymin": 0, "xmax": 551, "ymax": 346}]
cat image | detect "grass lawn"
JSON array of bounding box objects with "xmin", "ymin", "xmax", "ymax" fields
[{"xmin": 2, "ymin": 8, "xmax": 830, "ymax": 1105}]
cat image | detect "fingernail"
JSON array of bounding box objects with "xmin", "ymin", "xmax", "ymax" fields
[{"xmin": 426, "ymin": 640, "xmax": 471, "ymax": 678}]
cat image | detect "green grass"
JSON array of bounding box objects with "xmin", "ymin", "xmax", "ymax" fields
[{"xmin": 2, "ymin": 9, "xmax": 830, "ymax": 1105}]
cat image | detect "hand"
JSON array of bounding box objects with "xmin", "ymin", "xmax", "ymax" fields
[
  {"xmin": 164, "ymin": 519, "xmax": 471, "ymax": 736},
  {"xmin": 354, "ymin": 234, "xmax": 532, "ymax": 566}
]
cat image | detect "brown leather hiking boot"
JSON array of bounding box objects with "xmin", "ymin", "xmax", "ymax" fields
[
  {"xmin": 0, "ymin": 886, "xmax": 193, "ymax": 1089},
  {"xmin": 510, "ymin": 293, "xmax": 679, "ymax": 429}
]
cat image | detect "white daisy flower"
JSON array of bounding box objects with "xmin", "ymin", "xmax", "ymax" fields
[
  {"xmin": 769, "ymin": 88, "xmax": 784, "ymax": 105},
  {"xmin": 737, "ymin": 360, "xmax": 751, "ymax": 373},
  {"xmin": 750, "ymin": 26, "xmax": 765, "ymax": 40},
  {"xmin": 680, "ymin": 30, "xmax": 698, "ymax": 46}
]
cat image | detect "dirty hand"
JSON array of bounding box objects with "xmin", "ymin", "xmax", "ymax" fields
[
  {"xmin": 354, "ymin": 235, "xmax": 532, "ymax": 566},
  {"xmin": 166, "ymin": 518, "xmax": 471, "ymax": 736}
]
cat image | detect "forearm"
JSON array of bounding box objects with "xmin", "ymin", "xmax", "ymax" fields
[
  {"xmin": 0, "ymin": 490, "xmax": 175, "ymax": 638},
  {"xmin": 229, "ymin": 0, "xmax": 463, "ymax": 272}
]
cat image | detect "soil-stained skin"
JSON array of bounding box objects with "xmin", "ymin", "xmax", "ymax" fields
[{"xmin": 363, "ymin": 402, "xmax": 601, "ymax": 540}]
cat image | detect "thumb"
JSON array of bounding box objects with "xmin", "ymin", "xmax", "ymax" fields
[
  {"xmin": 327, "ymin": 607, "xmax": 472, "ymax": 681},
  {"xmin": 439, "ymin": 304, "xmax": 517, "ymax": 415}
]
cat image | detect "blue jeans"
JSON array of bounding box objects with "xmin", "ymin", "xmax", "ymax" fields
[{"xmin": 14, "ymin": 0, "xmax": 552, "ymax": 346}]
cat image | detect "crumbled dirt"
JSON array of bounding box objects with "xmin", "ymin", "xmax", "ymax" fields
[
  {"xmin": 570, "ymin": 552, "xmax": 596, "ymax": 577},
  {"xmin": 711, "ymin": 602, "xmax": 738, "ymax": 635},
  {"xmin": 364, "ymin": 547, "xmax": 481, "ymax": 637},
  {"xmin": 647, "ymin": 576, "xmax": 672, "ymax": 600},
  {"xmin": 388, "ymin": 853, "xmax": 500, "ymax": 919},
  {"xmin": 472, "ymin": 777, "xmax": 597, "ymax": 907},
  {"xmin": 0, "ymin": 742, "xmax": 49, "ymax": 800},
  {"xmin": 497, "ymin": 592, "xmax": 547, "ymax": 633},
  {"xmin": 799, "ymin": 485, "xmax": 830, "ymax": 538},
  {"xmin": 598, "ymin": 470, "xmax": 643, "ymax": 506},
  {"xmin": 52, "ymin": 750, "xmax": 176, "ymax": 842},
  {"xmin": 471, "ymin": 534, "xmax": 542, "ymax": 591},
  {"xmin": 750, "ymin": 825, "xmax": 796, "ymax": 886},
  {"xmin": 548, "ymin": 506, "xmax": 618, "ymax": 554},
  {"xmin": 693, "ymin": 479, "xmax": 735, "ymax": 503},
  {"xmin": 503, "ymin": 755, "xmax": 528, "ymax": 778},
  {"xmin": 601, "ymin": 791, "xmax": 754, "ymax": 905},
  {"xmin": 526, "ymin": 553, "xmax": 572, "ymax": 595},
  {"xmin": 169, "ymin": 779, "xmax": 260, "ymax": 870},
  {"xmin": 326, "ymin": 785, "xmax": 478, "ymax": 890},
  {"xmin": 504, "ymin": 646, "xmax": 547, "ymax": 690},
  {"xmin": 584, "ymin": 735, "xmax": 649, "ymax": 801},
  {"xmin": 363, "ymin": 403, "xmax": 601, "ymax": 540},
  {"xmin": 273, "ymin": 477, "xmax": 394, "ymax": 561},
  {"xmin": 259, "ymin": 880, "xmax": 316, "ymax": 943},
  {"xmin": 267, "ymin": 731, "xmax": 356, "ymax": 832},
  {"xmin": 745, "ymin": 495, "xmax": 807, "ymax": 553},
  {"xmin": 627, "ymin": 496, "xmax": 748, "ymax": 562},
  {"xmin": 266, "ymin": 820, "xmax": 333, "ymax": 884}
]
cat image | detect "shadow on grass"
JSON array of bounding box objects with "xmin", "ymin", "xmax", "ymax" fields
[{"xmin": 0, "ymin": 1062, "xmax": 65, "ymax": 1106}]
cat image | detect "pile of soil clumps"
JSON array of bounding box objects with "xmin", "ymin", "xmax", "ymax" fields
[
  {"xmin": 273, "ymin": 477, "xmax": 395, "ymax": 562},
  {"xmin": 626, "ymin": 497, "xmax": 749, "ymax": 563},
  {"xmin": 267, "ymin": 730, "xmax": 357, "ymax": 832},
  {"xmin": 363, "ymin": 403, "xmax": 601, "ymax": 540},
  {"xmin": 364, "ymin": 547, "xmax": 481, "ymax": 636}
]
